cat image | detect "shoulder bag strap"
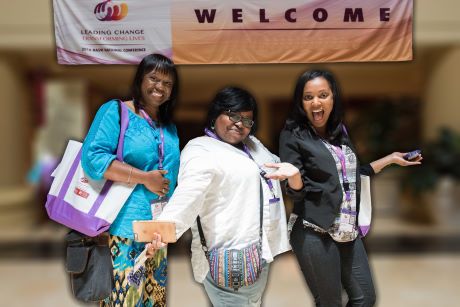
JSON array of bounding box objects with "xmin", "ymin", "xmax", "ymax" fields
[
  {"xmin": 87, "ymin": 101, "xmax": 129, "ymax": 218},
  {"xmin": 116, "ymin": 100, "xmax": 129, "ymax": 162},
  {"xmin": 196, "ymin": 216, "xmax": 208, "ymax": 256},
  {"xmin": 257, "ymin": 181, "xmax": 263, "ymax": 248}
]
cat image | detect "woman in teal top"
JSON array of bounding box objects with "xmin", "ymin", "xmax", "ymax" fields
[{"xmin": 81, "ymin": 54, "xmax": 180, "ymax": 307}]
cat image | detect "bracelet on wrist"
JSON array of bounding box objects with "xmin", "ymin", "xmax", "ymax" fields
[{"xmin": 127, "ymin": 166, "xmax": 133, "ymax": 184}]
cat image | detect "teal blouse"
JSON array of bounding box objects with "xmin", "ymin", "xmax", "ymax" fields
[{"xmin": 81, "ymin": 100, "xmax": 180, "ymax": 239}]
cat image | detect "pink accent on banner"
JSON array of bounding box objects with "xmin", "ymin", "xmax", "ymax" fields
[{"xmin": 57, "ymin": 47, "xmax": 173, "ymax": 65}]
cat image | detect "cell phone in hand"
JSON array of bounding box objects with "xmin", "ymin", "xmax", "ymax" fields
[{"xmin": 403, "ymin": 149, "xmax": 421, "ymax": 161}]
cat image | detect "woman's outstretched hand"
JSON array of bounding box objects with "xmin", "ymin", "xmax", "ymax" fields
[
  {"xmin": 392, "ymin": 152, "xmax": 423, "ymax": 166},
  {"xmin": 370, "ymin": 151, "xmax": 423, "ymax": 173},
  {"xmin": 264, "ymin": 162, "xmax": 300, "ymax": 180},
  {"xmin": 264, "ymin": 162, "xmax": 303, "ymax": 190}
]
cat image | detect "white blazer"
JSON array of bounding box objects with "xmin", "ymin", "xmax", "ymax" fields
[{"xmin": 158, "ymin": 135, "xmax": 291, "ymax": 283}]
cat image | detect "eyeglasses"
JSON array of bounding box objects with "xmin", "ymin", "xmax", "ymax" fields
[{"xmin": 225, "ymin": 111, "xmax": 254, "ymax": 128}]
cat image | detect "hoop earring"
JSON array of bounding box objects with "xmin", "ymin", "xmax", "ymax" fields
[{"xmin": 211, "ymin": 120, "xmax": 215, "ymax": 130}]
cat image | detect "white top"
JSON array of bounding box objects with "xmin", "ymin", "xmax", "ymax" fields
[{"xmin": 158, "ymin": 135, "xmax": 291, "ymax": 283}]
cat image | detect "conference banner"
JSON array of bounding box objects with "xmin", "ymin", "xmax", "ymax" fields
[{"xmin": 53, "ymin": 0, "xmax": 413, "ymax": 65}]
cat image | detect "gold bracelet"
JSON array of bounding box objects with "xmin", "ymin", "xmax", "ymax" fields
[{"xmin": 127, "ymin": 166, "xmax": 133, "ymax": 184}]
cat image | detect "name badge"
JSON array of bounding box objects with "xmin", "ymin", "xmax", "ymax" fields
[
  {"xmin": 269, "ymin": 197, "xmax": 280, "ymax": 204},
  {"xmin": 151, "ymin": 197, "xmax": 168, "ymax": 220},
  {"xmin": 340, "ymin": 214, "xmax": 351, "ymax": 224},
  {"xmin": 338, "ymin": 223, "xmax": 354, "ymax": 233},
  {"xmin": 269, "ymin": 197, "xmax": 281, "ymax": 220}
]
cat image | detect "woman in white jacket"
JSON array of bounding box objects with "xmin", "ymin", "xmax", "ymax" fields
[{"xmin": 157, "ymin": 87, "xmax": 292, "ymax": 306}]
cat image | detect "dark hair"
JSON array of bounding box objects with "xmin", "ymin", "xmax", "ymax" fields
[
  {"xmin": 288, "ymin": 69, "xmax": 344, "ymax": 140},
  {"xmin": 205, "ymin": 87, "xmax": 258, "ymax": 134},
  {"xmin": 131, "ymin": 53, "xmax": 179, "ymax": 124}
]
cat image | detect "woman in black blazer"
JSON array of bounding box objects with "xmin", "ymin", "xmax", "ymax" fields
[{"xmin": 266, "ymin": 70, "xmax": 422, "ymax": 307}]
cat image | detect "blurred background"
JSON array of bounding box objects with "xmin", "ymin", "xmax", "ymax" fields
[{"xmin": 1, "ymin": 0, "xmax": 460, "ymax": 306}]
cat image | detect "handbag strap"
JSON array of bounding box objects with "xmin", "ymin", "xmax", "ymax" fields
[
  {"xmin": 196, "ymin": 181, "xmax": 264, "ymax": 256},
  {"xmin": 58, "ymin": 100, "xmax": 130, "ymax": 216},
  {"xmin": 88, "ymin": 100, "xmax": 129, "ymax": 216},
  {"xmin": 116, "ymin": 100, "xmax": 129, "ymax": 161}
]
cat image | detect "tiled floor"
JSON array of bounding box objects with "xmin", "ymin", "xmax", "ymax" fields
[
  {"xmin": 2, "ymin": 205, "xmax": 460, "ymax": 306},
  {"xmin": 2, "ymin": 253, "xmax": 460, "ymax": 306}
]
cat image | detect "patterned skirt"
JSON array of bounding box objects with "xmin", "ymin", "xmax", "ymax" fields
[{"xmin": 100, "ymin": 235, "xmax": 167, "ymax": 307}]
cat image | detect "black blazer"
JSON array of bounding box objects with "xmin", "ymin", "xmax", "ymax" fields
[{"xmin": 279, "ymin": 124, "xmax": 374, "ymax": 229}]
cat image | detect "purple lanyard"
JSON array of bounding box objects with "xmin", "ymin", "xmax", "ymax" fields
[
  {"xmin": 329, "ymin": 144, "xmax": 352, "ymax": 202},
  {"xmin": 140, "ymin": 109, "xmax": 165, "ymax": 170},
  {"xmin": 204, "ymin": 128, "xmax": 279, "ymax": 202}
]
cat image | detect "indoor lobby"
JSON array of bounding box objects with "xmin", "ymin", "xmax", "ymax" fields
[{"xmin": 1, "ymin": 1, "xmax": 460, "ymax": 306}]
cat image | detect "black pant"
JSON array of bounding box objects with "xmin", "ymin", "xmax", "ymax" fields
[{"xmin": 290, "ymin": 219, "xmax": 376, "ymax": 307}]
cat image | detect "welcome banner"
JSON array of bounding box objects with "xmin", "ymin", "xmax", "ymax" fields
[{"xmin": 54, "ymin": 0, "xmax": 413, "ymax": 65}]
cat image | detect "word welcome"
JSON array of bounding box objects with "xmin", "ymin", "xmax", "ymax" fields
[{"xmin": 194, "ymin": 7, "xmax": 391, "ymax": 24}]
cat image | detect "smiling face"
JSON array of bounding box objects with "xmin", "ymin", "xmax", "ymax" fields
[
  {"xmin": 140, "ymin": 69, "xmax": 173, "ymax": 109},
  {"xmin": 302, "ymin": 77, "xmax": 334, "ymax": 135},
  {"xmin": 214, "ymin": 110, "xmax": 253, "ymax": 145}
]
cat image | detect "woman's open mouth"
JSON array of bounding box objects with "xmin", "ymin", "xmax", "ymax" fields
[{"xmin": 312, "ymin": 109, "xmax": 324, "ymax": 122}]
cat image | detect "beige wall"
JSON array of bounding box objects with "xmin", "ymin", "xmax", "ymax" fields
[
  {"xmin": 0, "ymin": 57, "xmax": 31, "ymax": 186},
  {"xmin": 0, "ymin": 56, "xmax": 35, "ymax": 225},
  {"xmin": 0, "ymin": 1, "xmax": 53, "ymax": 49},
  {"xmin": 423, "ymin": 47, "xmax": 460, "ymax": 140},
  {"xmin": 415, "ymin": 0, "xmax": 460, "ymax": 45},
  {"xmin": 178, "ymin": 61, "xmax": 424, "ymax": 103}
]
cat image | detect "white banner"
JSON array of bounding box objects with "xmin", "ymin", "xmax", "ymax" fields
[
  {"xmin": 54, "ymin": 0, "xmax": 413, "ymax": 65},
  {"xmin": 54, "ymin": 0, "xmax": 172, "ymax": 64}
]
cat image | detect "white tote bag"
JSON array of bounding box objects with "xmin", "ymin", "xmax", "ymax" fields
[
  {"xmin": 358, "ymin": 175, "xmax": 372, "ymax": 237},
  {"xmin": 46, "ymin": 101, "xmax": 136, "ymax": 236}
]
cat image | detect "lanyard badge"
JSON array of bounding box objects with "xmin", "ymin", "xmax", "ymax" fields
[
  {"xmin": 259, "ymin": 170, "xmax": 280, "ymax": 204},
  {"xmin": 151, "ymin": 197, "xmax": 168, "ymax": 220},
  {"xmin": 141, "ymin": 109, "xmax": 169, "ymax": 219},
  {"xmin": 204, "ymin": 128, "xmax": 280, "ymax": 205},
  {"xmin": 329, "ymin": 144, "xmax": 352, "ymax": 202}
]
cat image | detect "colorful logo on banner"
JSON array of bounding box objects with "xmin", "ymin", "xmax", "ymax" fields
[{"xmin": 94, "ymin": 0, "xmax": 128, "ymax": 21}]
